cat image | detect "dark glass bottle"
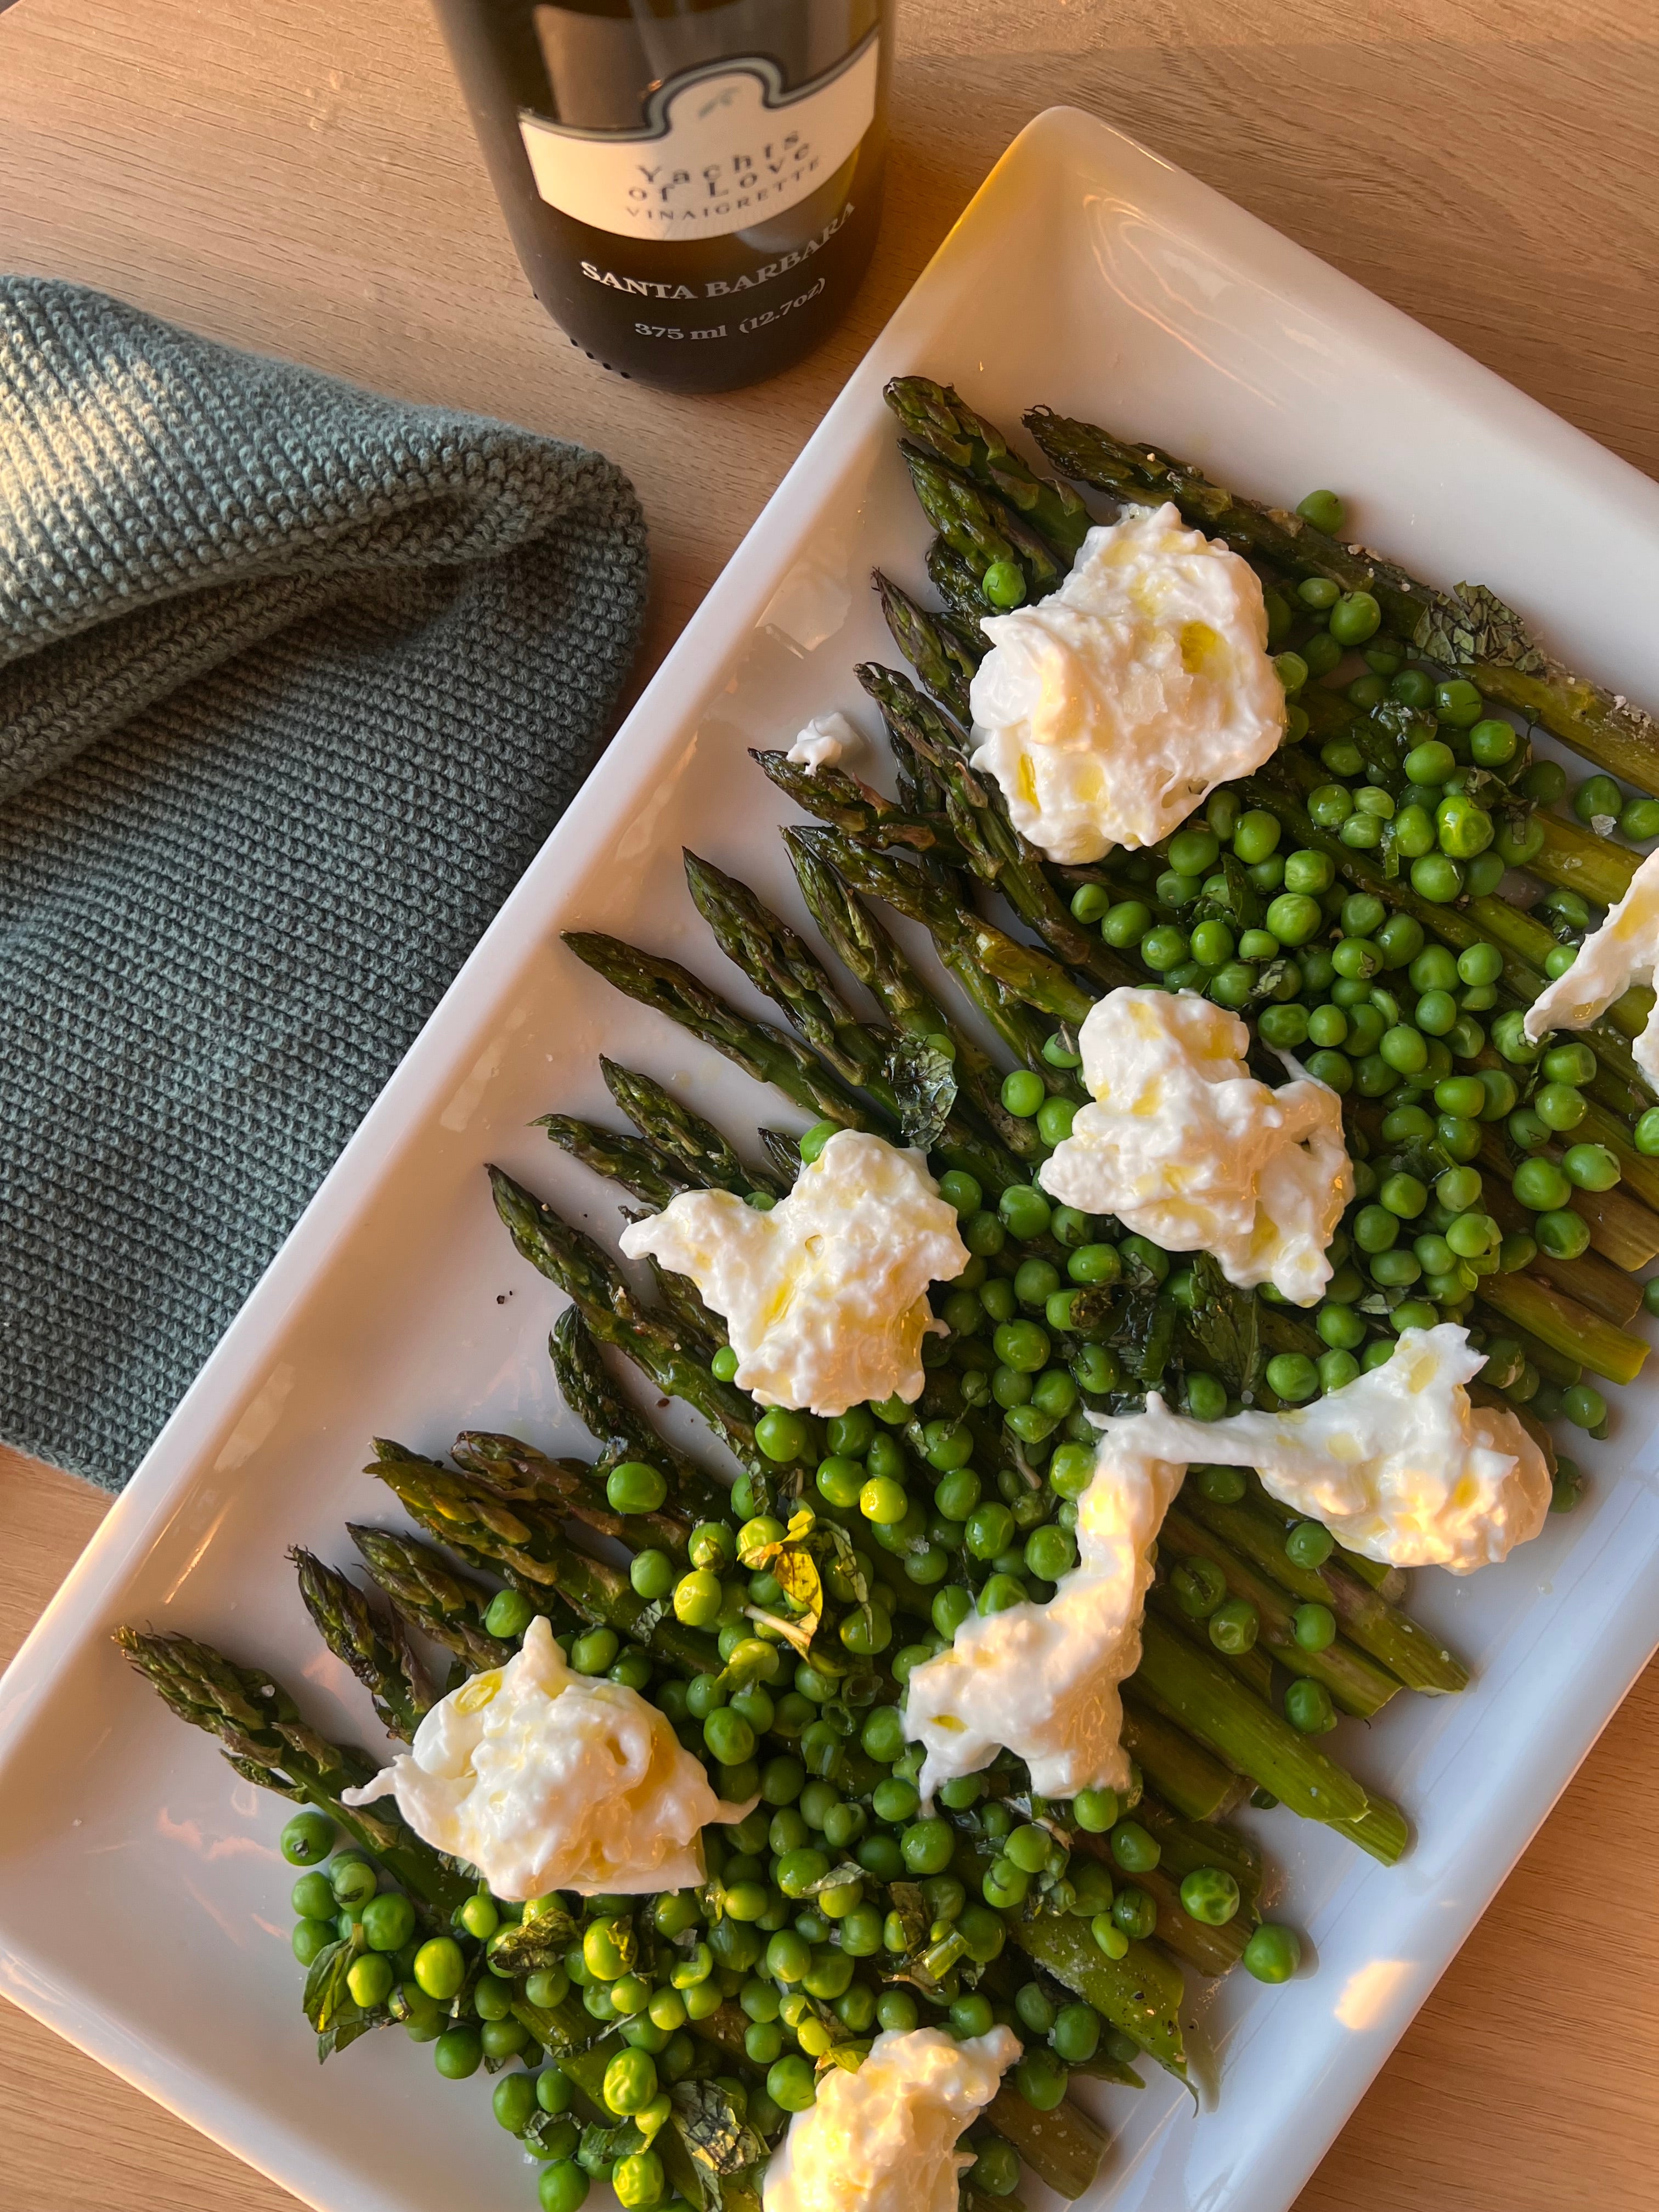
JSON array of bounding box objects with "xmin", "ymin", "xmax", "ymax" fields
[{"xmin": 430, "ymin": 0, "xmax": 893, "ymax": 393}]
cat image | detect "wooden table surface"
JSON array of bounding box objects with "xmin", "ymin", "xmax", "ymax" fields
[{"xmin": 3, "ymin": 0, "xmax": 1658, "ymax": 2204}]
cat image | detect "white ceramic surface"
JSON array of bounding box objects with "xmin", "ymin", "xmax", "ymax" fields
[{"xmin": 3, "ymin": 103, "xmax": 1659, "ymax": 2212}]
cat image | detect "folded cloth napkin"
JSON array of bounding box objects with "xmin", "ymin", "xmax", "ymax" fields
[{"xmin": 0, "ymin": 276, "xmax": 648, "ymax": 1488}]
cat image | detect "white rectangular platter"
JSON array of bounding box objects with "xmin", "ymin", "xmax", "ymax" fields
[{"xmin": 4, "ymin": 103, "xmax": 1659, "ymax": 2212}]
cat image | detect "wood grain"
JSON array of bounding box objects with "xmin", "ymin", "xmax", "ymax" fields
[{"xmin": 2, "ymin": 0, "xmax": 1658, "ymax": 2204}]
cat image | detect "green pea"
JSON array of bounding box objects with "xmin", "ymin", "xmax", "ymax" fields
[
  {"xmin": 1275, "ymin": 650, "xmax": 1310, "ymax": 695},
  {"xmin": 1385, "ymin": 664, "xmax": 1431, "ymax": 709},
  {"xmin": 1564, "ymin": 1382, "xmax": 1609, "ymax": 1432},
  {"xmin": 1436, "ymin": 792, "xmax": 1494, "ymax": 858},
  {"xmin": 1537, "ymin": 1209, "xmax": 1591, "ymax": 1260},
  {"xmin": 1189, "ymin": 917, "xmax": 1235, "ymax": 969},
  {"xmin": 672, "ymin": 1568, "xmax": 723, "ymax": 1627},
  {"xmin": 1156, "ymin": 869, "xmax": 1204, "ymax": 910},
  {"xmin": 1001, "ymin": 1069, "xmax": 1046, "ymax": 1119},
  {"xmin": 290, "ymin": 1869, "xmax": 335, "ymax": 1921},
  {"xmin": 280, "ymin": 1811, "xmax": 335, "ymax": 1866},
  {"xmin": 1064, "ymin": 1243, "xmax": 1122, "ymax": 1294},
  {"xmin": 1340, "ymin": 809, "xmax": 1383, "ymax": 851},
  {"xmin": 1179, "ymin": 1866, "xmax": 1242, "ymax": 1926},
  {"xmin": 1207, "ymin": 960, "xmax": 1260, "ymax": 1009},
  {"xmin": 1284, "ymin": 1678, "xmax": 1336, "ymax": 1734},
  {"xmin": 1410, "ymin": 853, "xmax": 1464, "ymax": 902},
  {"xmin": 1621, "ymin": 797, "xmax": 1659, "ymax": 842},
  {"xmin": 1048, "ymin": 1205, "xmax": 1091, "ymax": 1250},
  {"xmin": 1296, "ymin": 489, "xmax": 1346, "ymax": 533},
  {"xmin": 1031, "ymin": 1368, "xmax": 1077, "ymax": 1423},
  {"xmin": 1371, "ymin": 916, "xmax": 1424, "ymax": 978},
  {"xmin": 1243, "ymin": 1923, "xmax": 1303, "ymax": 1983},
  {"xmin": 1002, "ymin": 1821, "xmax": 1053, "ymax": 1877},
  {"xmin": 1414, "ymin": 1233, "xmax": 1454, "ymax": 1277},
  {"xmin": 1401, "ymin": 738, "xmax": 1453, "ymax": 786},
  {"xmin": 967, "ymin": 1502, "xmax": 1017, "ymax": 1559},
  {"xmin": 1171, "ymin": 1556, "xmax": 1226, "ymax": 1619},
  {"xmin": 1572, "ymin": 772, "xmax": 1623, "ymax": 825},
  {"xmin": 1375, "ymin": 1024, "xmax": 1424, "ymax": 1075},
  {"xmin": 1224, "ymin": 808, "xmax": 1278, "ymax": 867},
  {"xmin": 1183, "ymin": 1370, "xmax": 1228, "ymax": 1421},
  {"xmin": 1102, "ymin": 898, "xmax": 1154, "ymax": 947},
  {"xmin": 1000, "ymin": 1194, "xmax": 1053, "ymax": 1265},
  {"xmin": 571, "ymin": 1626, "xmax": 619, "ymax": 1676},
  {"xmin": 1368, "ymin": 1249, "xmax": 1421, "ymax": 1288},
  {"xmin": 605, "ymin": 1459, "xmax": 667, "ymax": 1515},
  {"xmin": 978, "ymin": 1573, "xmax": 1028, "ymax": 1616},
  {"xmin": 1465, "ymin": 715, "xmax": 1518, "ymax": 766},
  {"xmin": 1383, "ymin": 801, "xmax": 1430, "ymax": 859},
  {"xmin": 1312, "ymin": 1047, "xmax": 1361, "ymax": 1098},
  {"xmin": 982, "ymin": 558, "xmax": 1026, "ymax": 609},
  {"xmin": 1165, "ymin": 825, "xmax": 1218, "ymax": 878},
  {"xmin": 755, "ymin": 1407, "xmax": 815, "ymax": 1462},
  {"xmin": 1255, "ymin": 893, "xmax": 1319, "ymax": 952},
  {"xmin": 1318, "ymin": 1348, "xmax": 1359, "ymax": 1392},
  {"xmin": 291, "ymin": 1918, "xmax": 334, "ymax": 1966},
  {"xmin": 1207, "ymin": 1596, "xmax": 1260, "ymax": 1653},
  {"xmin": 1013, "ymin": 2044, "xmax": 1070, "ymax": 2112},
  {"xmin": 434, "ymin": 2025, "xmax": 483, "ymax": 2079},
  {"xmin": 1379, "ymin": 1172, "xmax": 1427, "ymax": 1219},
  {"xmin": 1140, "ymin": 924, "xmax": 1189, "ymax": 973},
  {"xmin": 1109, "ymin": 1820, "xmax": 1161, "ymax": 1874},
  {"xmin": 1285, "ymin": 842, "xmax": 1340, "ymax": 892},
  {"xmin": 1091, "ymin": 1914, "xmax": 1129, "ymax": 1961},
  {"xmin": 1637, "ymin": 1108, "xmax": 1659, "ymax": 1156},
  {"xmin": 1316, "ymin": 1302, "xmax": 1366, "ymax": 1352},
  {"xmin": 1036, "ymin": 1096, "xmax": 1076, "ymax": 1146},
  {"xmin": 1389, "ymin": 1298, "xmax": 1440, "ymax": 1333},
  {"xmin": 1446, "ymin": 1212, "xmax": 1500, "ymax": 1259},
  {"xmin": 363, "ymin": 1891, "xmax": 417, "ymax": 1953},
  {"xmin": 492, "ymin": 2070, "xmax": 540, "ymax": 2135},
  {"xmin": 812, "ymin": 1455, "xmax": 862, "ymax": 1509},
  {"xmin": 1494, "ymin": 813, "xmax": 1545, "ymax": 867},
  {"xmin": 1012, "ymin": 1981, "xmax": 1059, "ymax": 2042},
  {"xmin": 329, "ymin": 1854, "xmax": 377, "ymax": 1907},
  {"xmin": 1293, "ymin": 1601, "xmax": 1337, "ymax": 1652},
  {"xmin": 994, "ymin": 1318, "xmax": 1051, "ymax": 1373},
  {"xmin": 1350, "ymin": 1204, "xmax": 1397, "ymax": 1255},
  {"xmin": 1037, "ymin": 1999, "xmax": 1098, "ymax": 2066},
  {"xmin": 538, "ymin": 2162, "xmax": 591, "ymax": 2212},
  {"xmin": 1286, "ymin": 1519, "xmax": 1335, "ymax": 1569},
  {"xmin": 1425, "ymin": 1077, "xmax": 1478, "ymax": 1125},
  {"xmin": 857, "ymin": 1475, "xmax": 908, "ymax": 1526},
  {"xmin": 1534, "ymin": 1082, "xmax": 1588, "ymax": 1133},
  {"xmin": 1328, "ymin": 590, "xmax": 1381, "ymax": 645},
  {"xmin": 1265, "ymin": 1352, "xmax": 1314, "ymax": 1411},
  {"xmin": 1255, "ymin": 1003, "xmax": 1308, "ymax": 1050},
  {"xmin": 1435, "ymin": 678, "xmax": 1484, "ymax": 727},
  {"xmin": 1432, "ymin": 1164, "xmax": 1480, "ymax": 1214},
  {"xmin": 413, "ymin": 1937, "xmax": 465, "ymax": 2002}
]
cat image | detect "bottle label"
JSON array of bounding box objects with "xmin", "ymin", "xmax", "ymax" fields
[{"xmin": 518, "ymin": 30, "xmax": 879, "ymax": 242}]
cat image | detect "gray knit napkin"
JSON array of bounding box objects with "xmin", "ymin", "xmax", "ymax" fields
[{"xmin": 0, "ymin": 278, "xmax": 648, "ymax": 1488}]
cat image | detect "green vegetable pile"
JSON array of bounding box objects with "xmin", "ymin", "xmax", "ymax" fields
[{"xmin": 120, "ymin": 376, "xmax": 1659, "ymax": 2212}]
